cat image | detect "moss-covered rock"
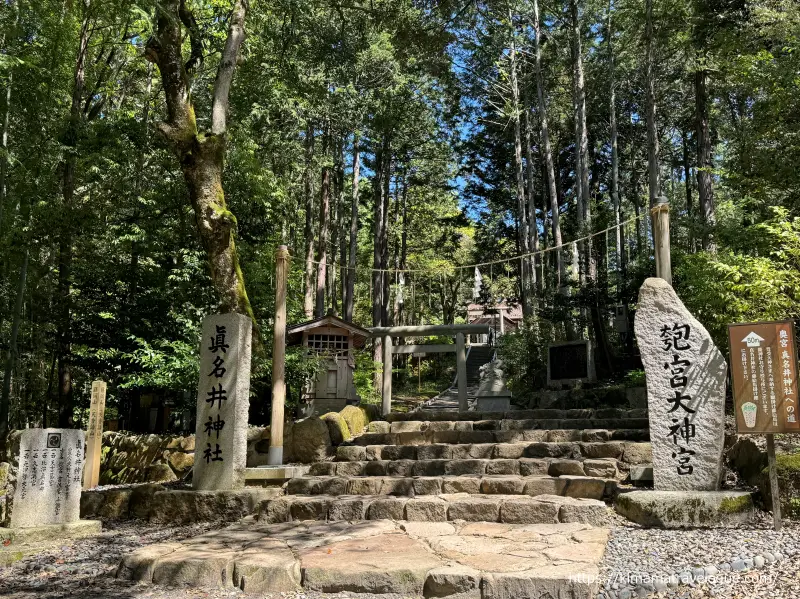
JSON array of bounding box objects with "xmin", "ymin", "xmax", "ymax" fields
[
  {"xmin": 290, "ymin": 417, "xmax": 332, "ymax": 463},
  {"xmin": 0, "ymin": 462, "xmax": 9, "ymax": 495},
  {"xmin": 760, "ymin": 452, "xmax": 800, "ymax": 519},
  {"xmin": 360, "ymin": 403, "xmax": 381, "ymax": 423},
  {"xmin": 340, "ymin": 405, "xmax": 367, "ymax": 435},
  {"xmin": 145, "ymin": 464, "xmax": 178, "ymax": 483},
  {"xmin": 321, "ymin": 412, "xmax": 351, "ymax": 445}
]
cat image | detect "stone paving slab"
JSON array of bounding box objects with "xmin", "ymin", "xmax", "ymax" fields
[
  {"xmin": 117, "ymin": 517, "xmax": 608, "ymax": 597},
  {"xmin": 256, "ymin": 493, "xmax": 612, "ymax": 526}
]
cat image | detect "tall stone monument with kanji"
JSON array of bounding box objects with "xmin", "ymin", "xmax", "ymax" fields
[
  {"xmin": 193, "ymin": 313, "xmax": 252, "ymax": 491},
  {"xmin": 634, "ymin": 277, "xmax": 728, "ymax": 491}
]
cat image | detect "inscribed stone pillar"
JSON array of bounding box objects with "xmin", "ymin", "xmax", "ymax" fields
[
  {"xmin": 193, "ymin": 313, "xmax": 252, "ymax": 491},
  {"xmin": 11, "ymin": 429, "xmax": 85, "ymax": 528},
  {"xmin": 634, "ymin": 277, "xmax": 727, "ymax": 491},
  {"xmin": 83, "ymin": 380, "xmax": 106, "ymax": 489}
]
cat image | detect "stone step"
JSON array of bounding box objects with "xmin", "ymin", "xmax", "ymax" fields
[
  {"xmin": 386, "ymin": 407, "xmax": 647, "ymax": 423},
  {"xmin": 258, "ymin": 492, "xmax": 611, "ymax": 526},
  {"xmin": 355, "ymin": 425, "xmax": 650, "ymax": 445},
  {"xmin": 286, "ymin": 474, "xmax": 616, "ymax": 500},
  {"xmin": 336, "ymin": 440, "xmax": 652, "ymax": 465},
  {"xmin": 310, "ymin": 456, "xmax": 621, "ymax": 479},
  {"xmin": 118, "ymin": 515, "xmax": 609, "ymax": 598}
]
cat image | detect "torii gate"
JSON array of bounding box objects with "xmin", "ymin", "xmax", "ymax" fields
[{"xmin": 368, "ymin": 324, "xmax": 491, "ymax": 415}]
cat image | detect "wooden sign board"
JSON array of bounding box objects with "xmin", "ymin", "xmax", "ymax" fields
[
  {"xmin": 728, "ymin": 321, "xmax": 799, "ymax": 434},
  {"xmin": 83, "ymin": 380, "xmax": 106, "ymax": 489}
]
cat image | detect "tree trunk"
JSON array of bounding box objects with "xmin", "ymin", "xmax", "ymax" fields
[
  {"xmin": 571, "ymin": 0, "xmax": 593, "ymax": 284},
  {"xmin": 57, "ymin": 0, "xmax": 91, "ymax": 427},
  {"xmin": 532, "ymin": 0, "xmax": 566, "ymax": 295},
  {"xmin": 344, "ymin": 134, "xmax": 360, "ymax": 321},
  {"xmin": 508, "ymin": 26, "xmax": 530, "ymax": 315},
  {"xmin": 372, "ymin": 137, "xmax": 385, "ymax": 390},
  {"xmin": 315, "ymin": 154, "xmax": 331, "ymax": 318},
  {"xmin": 381, "ymin": 142, "xmax": 391, "ymax": 326},
  {"xmin": 146, "ymin": 0, "xmax": 252, "ymax": 320},
  {"xmin": 524, "ymin": 99, "xmax": 539, "ymax": 299},
  {"xmin": 695, "ymin": 64, "xmax": 715, "ymax": 251},
  {"xmin": 303, "ymin": 123, "xmax": 316, "ymax": 318},
  {"xmin": 0, "ymin": 249, "xmax": 27, "ymax": 456},
  {"xmin": 682, "ymin": 130, "xmax": 693, "ymax": 251},
  {"xmin": 645, "ymin": 0, "xmax": 660, "ymax": 212},
  {"xmin": 608, "ymin": 2, "xmax": 622, "ymax": 286}
]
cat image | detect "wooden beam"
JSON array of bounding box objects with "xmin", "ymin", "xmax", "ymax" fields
[
  {"xmin": 382, "ymin": 334, "xmax": 392, "ymax": 416},
  {"xmin": 393, "ymin": 344, "xmax": 456, "ymax": 355},
  {"xmin": 369, "ymin": 324, "xmax": 490, "ymax": 337},
  {"xmin": 456, "ymin": 332, "xmax": 468, "ymax": 411}
]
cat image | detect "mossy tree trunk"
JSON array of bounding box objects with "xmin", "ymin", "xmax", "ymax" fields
[{"xmin": 145, "ymin": 0, "xmax": 253, "ymax": 318}]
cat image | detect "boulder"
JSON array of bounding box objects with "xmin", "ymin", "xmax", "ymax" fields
[
  {"xmin": 726, "ymin": 436, "xmax": 767, "ymax": 487},
  {"xmin": 340, "ymin": 405, "xmax": 367, "ymax": 435},
  {"xmin": 290, "ymin": 417, "xmax": 332, "ymax": 463},
  {"xmin": 168, "ymin": 451, "xmax": 194, "ymax": 472},
  {"xmin": 145, "ymin": 464, "xmax": 178, "ymax": 483},
  {"xmin": 321, "ymin": 412, "xmax": 351, "ymax": 445},
  {"xmin": 759, "ymin": 452, "xmax": 800, "ymax": 519}
]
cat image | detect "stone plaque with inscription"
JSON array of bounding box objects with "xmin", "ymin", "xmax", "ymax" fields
[
  {"xmin": 634, "ymin": 278, "xmax": 728, "ymax": 491},
  {"xmin": 193, "ymin": 313, "xmax": 252, "ymax": 491},
  {"xmin": 11, "ymin": 429, "xmax": 85, "ymax": 528}
]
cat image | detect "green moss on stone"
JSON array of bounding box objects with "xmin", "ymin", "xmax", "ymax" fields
[
  {"xmin": 340, "ymin": 405, "xmax": 367, "ymax": 435},
  {"xmin": 719, "ymin": 494, "xmax": 752, "ymax": 514},
  {"xmin": 321, "ymin": 412, "xmax": 352, "ymax": 445}
]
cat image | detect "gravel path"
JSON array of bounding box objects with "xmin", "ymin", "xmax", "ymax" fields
[
  {"xmin": 2, "ymin": 515, "xmax": 799, "ymax": 598},
  {"xmin": 599, "ymin": 513, "xmax": 800, "ymax": 598}
]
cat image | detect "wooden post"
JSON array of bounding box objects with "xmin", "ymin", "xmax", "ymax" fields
[
  {"xmin": 382, "ymin": 334, "xmax": 393, "ymax": 415},
  {"xmin": 652, "ymin": 199, "xmax": 672, "ymax": 285},
  {"xmin": 456, "ymin": 332, "xmax": 468, "ymax": 411},
  {"xmin": 83, "ymin": 380, "xmax": 106, "ymax": 489},
  {"xmin": 766, "ymin": 433, "xmax": 782, "ymax": 531},
  {"xmin": 269, "ymin": 245, "xmax": 290, "ymax": 465}
]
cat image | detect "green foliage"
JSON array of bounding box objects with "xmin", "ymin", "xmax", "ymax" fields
[
  {"xmin": 497, "ymin": 317, "xmax": 561, "ymax": 393},
  {"xmin": 676, "ymin": 208, "xmax": 800, "ymax": 350}
]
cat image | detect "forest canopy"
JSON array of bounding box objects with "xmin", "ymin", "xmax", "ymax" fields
[{"xmin": 0, "ymin": 0, "xmax": 798, "ymax": 435}]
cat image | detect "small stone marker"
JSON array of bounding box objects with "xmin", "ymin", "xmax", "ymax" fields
[
  {"xmin": 634, "ymin": 277, "xmax": 728, "ymax": 491},
  {"xmin": 193, "ymin": 313, "xmax": 252, "ymax": 491},
  {"xmin": 83, "ymin": 380, "xmax": 106, "ymax": 489},
  {"xmin": 11, "ymin": 429, "xmax": 85, "ymax": 528}
]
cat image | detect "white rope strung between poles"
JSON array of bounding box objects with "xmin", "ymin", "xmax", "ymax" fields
[{"xmin": 300, "ymin": 210, "xmax": 648, "ymax": 276}]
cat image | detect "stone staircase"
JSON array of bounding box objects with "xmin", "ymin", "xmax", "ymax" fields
[
  {"xmin": 465, "ymin": 344, "xmax": 495, "ymax": 386},
  {"xmin": 256, "ymin": 407, "xmax": 651, "ymax": 526}
]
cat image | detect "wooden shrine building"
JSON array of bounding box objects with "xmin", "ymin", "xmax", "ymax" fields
[{"xmin": 286, "ymin": 314, "xmax": 370, "ymax": 415}]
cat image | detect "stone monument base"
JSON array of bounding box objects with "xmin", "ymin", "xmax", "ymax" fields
[
  {"xmin": 615, "ymin": 490, "xmax": 754, "ymax": 528},
  {"xmin": 476, "ymin": 396, "xmax": 511, "ymax": 412},
  {"xmin": 0, "ymin": 520, "xmax": 102, "ymax": 545}
]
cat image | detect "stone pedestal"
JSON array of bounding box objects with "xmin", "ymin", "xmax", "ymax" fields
[
  {"xmin": 194, "ymin": 313, "xmax": 252, "ymax": 491},
  {"xmin": 11, "ymin": 429, "xmax": 85, "ymax": 528},
  {"xmin": 615, "ymin": 490, "xmax": 755, "ymax": 528},
  {"xmin": 634, "ymin": 278, "xmax": 728, "ymax": 491}
]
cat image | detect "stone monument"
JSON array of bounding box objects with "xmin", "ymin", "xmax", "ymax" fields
[
  {"xmin": 2, "ymin": 428, "xmax": 101, "ymax": 542},
  {"xmin": 193, "ymin": 313, "xmax": 252, "ymax": 491},
  {"xmin": 618, "ymin": 278, "xmax": 753, "ymax": 528},
  {"xmin": 83, "ymin": 380, "xmax": 106, "ymax": 489},
  {"xmin": 634, "ymin": 277, "xmax": 727, "ymax": 490}
]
